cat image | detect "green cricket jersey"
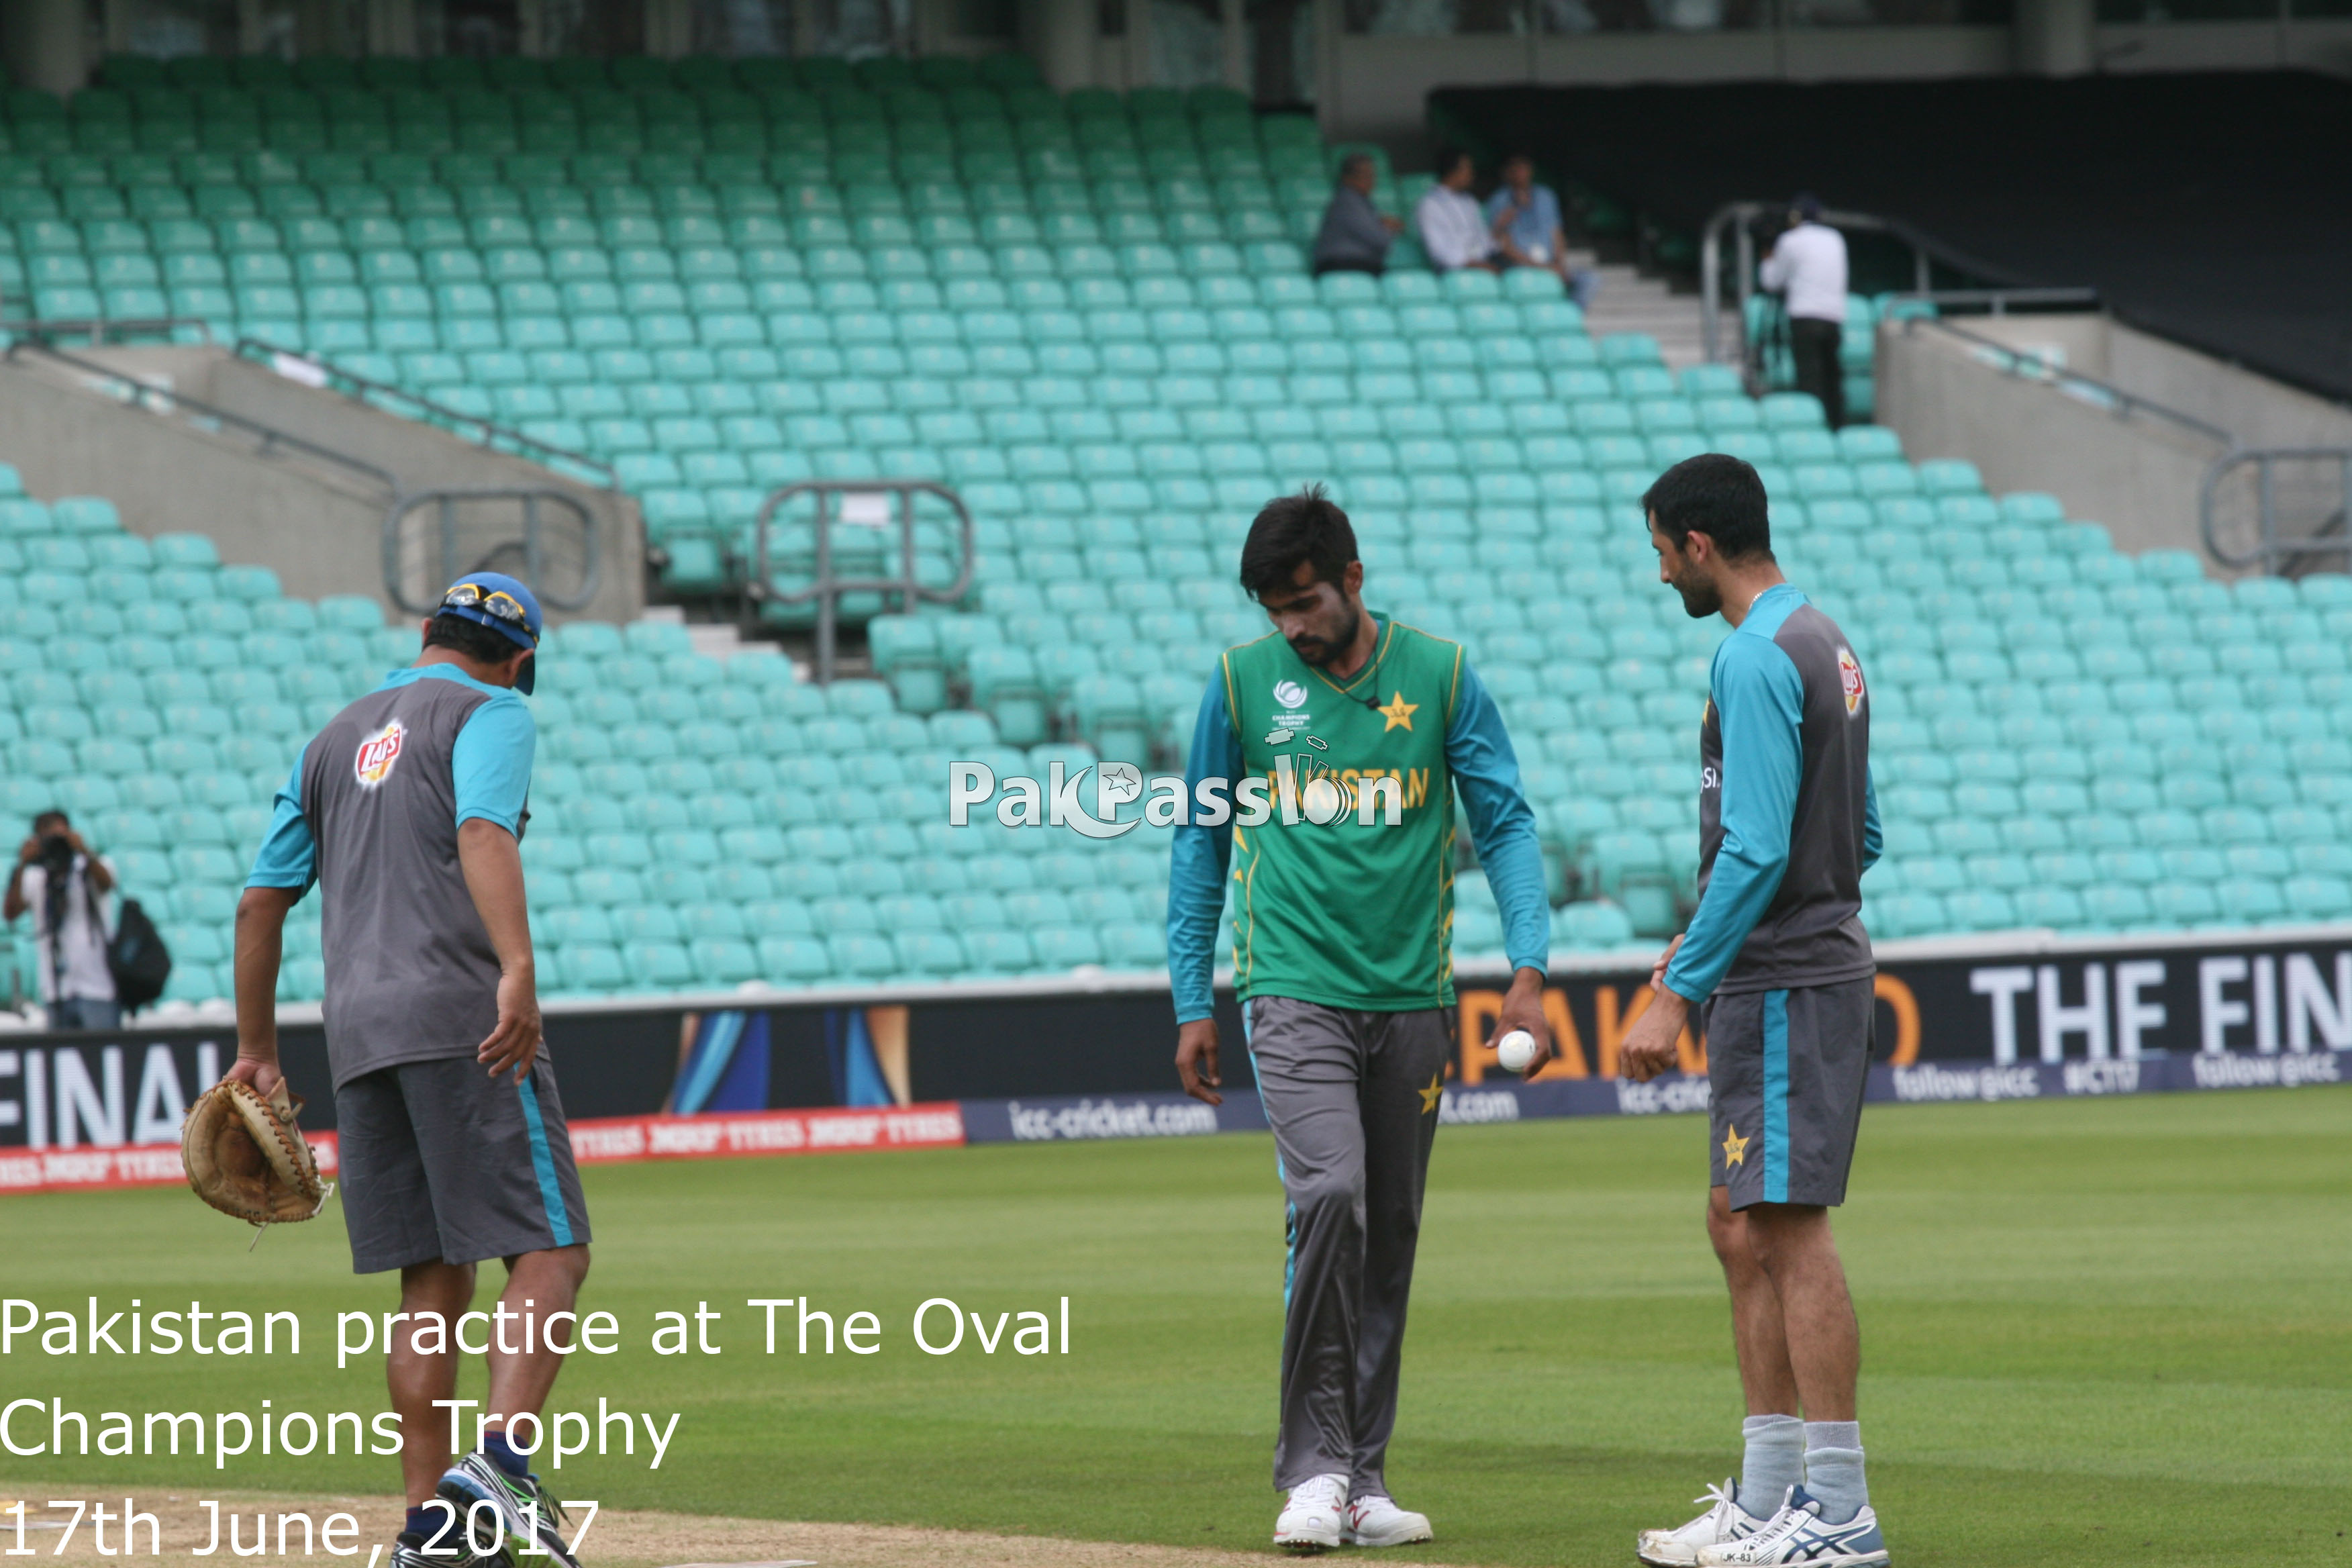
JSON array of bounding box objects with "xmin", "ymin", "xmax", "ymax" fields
[{"xmin": 1167, "ymin": 617, "xmax": 1551, "ymax": 1020}]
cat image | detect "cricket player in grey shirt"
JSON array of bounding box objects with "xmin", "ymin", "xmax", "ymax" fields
[
  {"xmin": 1620, "ymin": 456, "xmax": 1890, "ymax": 1568},
  {"xmin": 230, "ymin": 574, "xmax": 588, "ymax": 1568}
]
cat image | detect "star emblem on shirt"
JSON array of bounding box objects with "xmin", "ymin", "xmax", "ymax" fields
[
  {"xmin": 1722, "ymin": 1124, "xmax": 1749, "ymax": 1167},
  {"xmin": 1417, "ymin": 1072, "xmax": 1443, "ymax": 1115},
  {"xmin": 1377, "ymin": 691, "xmax": 1418, "ymax": 732}
]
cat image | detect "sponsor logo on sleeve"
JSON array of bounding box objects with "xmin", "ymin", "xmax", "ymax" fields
[{"xmin": 1836, "ymin": 646, "xmax": 1866, "ymax": 716}]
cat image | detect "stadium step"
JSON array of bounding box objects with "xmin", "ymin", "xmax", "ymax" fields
[{"xmin": 1583, "ymin": 264, "xmax": 1707, "ymax": 370}]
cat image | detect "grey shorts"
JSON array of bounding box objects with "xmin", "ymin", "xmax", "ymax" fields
[
  {"xmin": 335, "ymin": 1055, "xmax": 592, "ymax": 1274},
  {"xmin": 1706, "ymin": 977, "xmax": 1874, "ymax": 1211}
]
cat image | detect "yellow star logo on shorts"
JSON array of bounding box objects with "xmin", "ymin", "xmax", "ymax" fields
[
  {"xmin": 1722, "ymin": 1124, "xmax": 1749, "ymax": 1167},
  {"xmin": 1418, "ymin": 1072, "xmax": 1443, "ymax": 1114},
  {"xmin": 1377, "ymin": 691, "xmax": 1418, "ymax": 732}
]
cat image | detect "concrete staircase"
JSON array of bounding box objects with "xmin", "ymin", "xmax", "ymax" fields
[
  {"xmin": 1578, "ymin": 260, "xmax": 1709, "ymax": 371},
  {"xmin": 0, "ymin": 340, "xmax": 643, "ymax": 625}
]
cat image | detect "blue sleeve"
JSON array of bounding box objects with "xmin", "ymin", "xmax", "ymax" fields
[
  {"xmin": 1167, "ymin": 673, "xmax": 1244, "ymax": 1024},
  {"xmin": 246, "ymin": 744, "xmax": 317, "ymax": 893},
  {"xmin": 1663, "ymin": 636, "xmax": 1806, "ymax": 1003},
  {"xmin": 1863, "ymin": 765, "xmax": 1881, "ymax": 871},
  {"xmin": 451, "ymin": 695, "xmax": 536, "ymax": 834},
  {"xmin": 1447, "ymin": 660, "xmax": 1549, "ymax": 977}
]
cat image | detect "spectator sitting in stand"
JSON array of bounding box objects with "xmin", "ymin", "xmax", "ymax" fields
[
  {"xmin": 1311, "ymin": 153, "xmax": 1404, "ymax": 278},
  {"xmin": 1414, "ymin": 149, "xmax": 1503, "ymax": 275},
  {"xmin": 4, "ymin": 810, "xmax": 119, "ymax": 1031},
  {"xmin": 1484, "ymin": 152, "xmax": 1597, "ymax": 309}
]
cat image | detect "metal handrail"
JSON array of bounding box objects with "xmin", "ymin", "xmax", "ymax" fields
[
  {"xmin": 1703, "ymin": 202, "xmax": 1918, "ymax": 369},
  {"xmin": 1898, "ymin": 312, "xmax": 2352, "ymax": 579},
  {"xmin": 751, "ymin": 480, "xmax": 977, "ymax": 683},
  {"xmin": 7, "ymin": 336, "xmax": 401, "ymax": 493},
  {"xmin": 0, "ymin": 314, "xmax": 215, "ymax": 346},
  {"xmin": 1899, "ymin": 312, "xmax": 2238, "ymax": 451},
  {"xmin": 1879, "ymin": 288, "xmax": 2102, "ymax": 315},
  {"xmin": 1700, "ymin": 200, "xmax": 2096, "ymax": 377},
  {"xmin": 233, "ymin": 337, "xmax": 620, "ymax": 489},
  {"xmin": 2203, "ymin": 449, "xmax": 2352, "ymax": 573},
  {"xmin": 384, "ymin": 487, "xmax": 605, "ymax": 614}
]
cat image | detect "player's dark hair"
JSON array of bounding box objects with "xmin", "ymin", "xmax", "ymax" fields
[
  {"xmin": 31, "ymin": 810, "xmax": 66, "ymax": 834},
  {"xmin": 1434, "ymin": 146, "xmax": 1471, "ymax": 178},
  {"xmin": 1337, "ymin": 152, "xmax": 1374, "ymax": 183},
  {"xmin": 424, "ymin": 611, "xmax": 526, "ymax": 667},
  {"xmin": 1240, "ymin": 485, "xmax": 1359, "ymax": 601},
  {"xmin": 1644, "ymin": 454, "xmax": 1774, "ymax": 562}
]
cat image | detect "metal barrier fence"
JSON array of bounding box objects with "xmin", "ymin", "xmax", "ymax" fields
[
  {"xmin": 751, "ymin": 479, "xmax": 977, "ymax": 683},
  {"xmin": 383, "ymin": 487, "xmax": 604, "ymax": 614},
  {"xmin": 2204, "ymin": 449, "xmax": 2352, "ymax": 577}
]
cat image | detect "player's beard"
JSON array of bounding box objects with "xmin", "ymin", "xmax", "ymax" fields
[
  {"xmin": 1669, "ymin": 571, "xmax": 1722, "ymax": 620},
  {"xmin": 1287, "ymin": 605, "xmax": 1361, "ymax": 669}
]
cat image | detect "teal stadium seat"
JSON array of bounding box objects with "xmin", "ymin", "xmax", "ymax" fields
[{"xmin": 7, "ymin": 70, "xmax": 2332, "ymax": 990}]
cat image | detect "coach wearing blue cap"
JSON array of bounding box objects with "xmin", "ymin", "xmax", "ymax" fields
[{"xmin": 227, "ymin": 573, "xmax": 590, "ymax": 1568}]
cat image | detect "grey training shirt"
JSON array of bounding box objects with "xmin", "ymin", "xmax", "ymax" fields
[
  {"xmin": 1312, "ymin": 186, "xmax": 1395, "ymax": 272},
  {"xmin": 248, "ymin": 665, "xmax": 536, "ymax": 1087}
]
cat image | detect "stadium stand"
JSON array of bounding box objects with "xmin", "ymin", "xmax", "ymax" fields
[
  {"xmin": 1429, "ymin": 73, "xmax": 2352, "ymax": 405},
  {"xmin": 6, "ymin": 56, "xmax": 2352, "ymax": 1014}
]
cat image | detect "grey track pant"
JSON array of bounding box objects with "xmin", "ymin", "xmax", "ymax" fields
[{"xmin": 1247, "ymin": 995, "xmax": 1453, "ymax": 1496}]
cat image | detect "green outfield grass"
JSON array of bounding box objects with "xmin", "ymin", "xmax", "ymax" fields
[{"xmin": 4, "ymin": 1086, "xmax": 2348, "ymax": 1566}]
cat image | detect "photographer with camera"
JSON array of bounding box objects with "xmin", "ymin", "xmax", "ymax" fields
[
  {"xmin": 1759, "ymin": 192, "xmax": 1850, "ymax": 429},
  {"xmin": 4, "ymin": 810, "xmax": 120, "ymax": 1031}
]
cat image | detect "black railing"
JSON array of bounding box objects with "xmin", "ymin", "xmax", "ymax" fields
[
  {"xmin": 1895, "ymin": 312, "xmax": 2235, "ymax": 450},
  {"xmin": 7, "ymin": 336, "xmax": 400, "ymax": 493},
  {"xmin": 0, "ymin": 314, "xmax": 214, "ymax": 346},
  {"xmin": 234, "ymin": 337, "xmax": 620, "ymax": 490}
]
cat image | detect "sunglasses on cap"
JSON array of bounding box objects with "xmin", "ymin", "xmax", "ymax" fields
[{"xmin": 441, "ymin": 582, "xmax": 540, "ymax": 646}]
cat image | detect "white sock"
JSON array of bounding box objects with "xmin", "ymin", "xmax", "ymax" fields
[
  {"xmin": 1803, "ymin": 1420, "xmax": 1867, "ymax": 1524},
  {"xmin": 1737, "ymin": 1414, "xmax": 1804, "ymax": 1514}
]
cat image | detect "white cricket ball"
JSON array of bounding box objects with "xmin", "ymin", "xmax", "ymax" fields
[{"xmin": 1496, "ymin": 1029, "xmax": 1538, "ymax": 1073}]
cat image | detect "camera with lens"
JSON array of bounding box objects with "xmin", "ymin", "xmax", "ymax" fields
[{"xmin": 36, "ymin": 833, "xmax": 74, "ymax": 875}]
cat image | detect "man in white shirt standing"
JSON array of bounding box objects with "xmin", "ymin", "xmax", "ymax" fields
[
  {"xmin": 5, "ymin": 810, "xmax": 119, "ymax": 1031},
  {"xmin": 1414, "ymin": 150, "xmax": 1502, "ymax": 275},
  {"xmin": 1758, "ymin": 194, "xmax": 1849, "ymax": 429}
]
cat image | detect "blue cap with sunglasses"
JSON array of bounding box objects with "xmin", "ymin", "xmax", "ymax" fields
[{"xmin": 436, "ymin": 573, "xmax": 542, "ymax": 694}]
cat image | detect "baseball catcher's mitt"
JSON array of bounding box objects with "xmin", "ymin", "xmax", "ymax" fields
[{"xmin": 182, "ymin": 1078, "xmax": 327, "ymax": 1225}]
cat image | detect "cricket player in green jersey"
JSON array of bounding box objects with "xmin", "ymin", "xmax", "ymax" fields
[{"xmin": 1167, "ymin": 487, "xmax": 1554, "ymax": 1552}]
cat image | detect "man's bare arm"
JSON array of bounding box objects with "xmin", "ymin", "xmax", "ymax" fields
[
  {"xmin": 230, "ymin": 886, "xmax": 299, "ymax": 1094},
  {"xmin": 458, "ymin": 818, "xmax": 542, "ymax": 1079}
]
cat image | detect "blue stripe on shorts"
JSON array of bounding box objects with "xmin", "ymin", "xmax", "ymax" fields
[
  {"xmin": 516, "ymin": 1073, "xmax": 575, "ymax": 1248},
  {"xmin": 1762, "ymin": 989, "xmax": 1790, "ymax": 1205}
]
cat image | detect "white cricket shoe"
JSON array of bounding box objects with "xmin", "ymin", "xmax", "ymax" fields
[
  {"xmin": 1273, "ymin": 1473, "xmax": 1349, "ymax": 1553},
  {"xmin": 1342, "ymin": 1493, "xmax": 1433, "ymax": 1547},
  {"xmin": 1696, "ymin": 1487, "xmax": 1888, "ymax": 1567},
  {"xmin": 1637, "ymin": 1479, "xmax": 1775, "ymax": 1567}
]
